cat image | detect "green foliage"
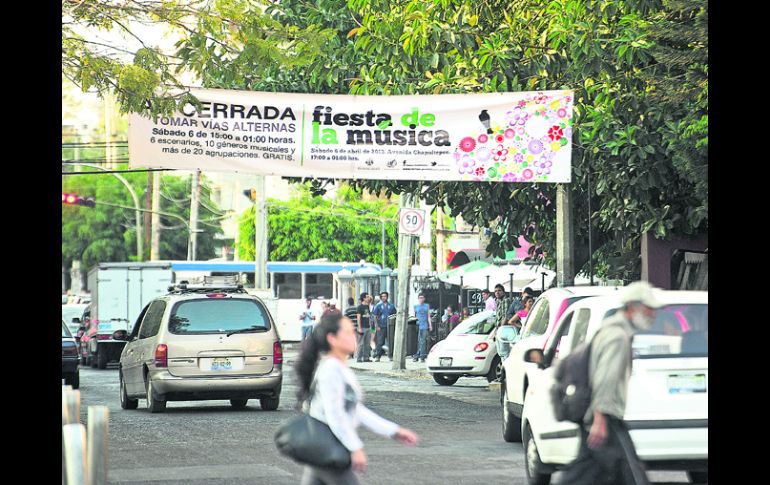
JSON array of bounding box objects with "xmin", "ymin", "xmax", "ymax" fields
[
  {"xmin": 62, "ymin": 170, "xmax": 224, "ymax": 269},
  {"xmin": 65, "ymin": 0, "xmax": 708, "ymax": 279},
  {"xmin": 237, "ymin": 184, "xmax": 398, "ymax": 267}
]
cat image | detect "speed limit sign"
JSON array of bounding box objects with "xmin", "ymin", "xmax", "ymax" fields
[{"xmin": 399, "ymin": 208, "xmax": 426, "ymax": 236}]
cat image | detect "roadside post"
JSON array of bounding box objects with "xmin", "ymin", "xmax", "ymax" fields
[{"xmin": 393, "ymin": 193, "xmax": 422, "ymax": 370}]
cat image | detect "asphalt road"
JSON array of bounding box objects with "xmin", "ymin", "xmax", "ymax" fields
[{"xmin": 74, "ymin": 353, "xmax": 694, "ymax": 484}]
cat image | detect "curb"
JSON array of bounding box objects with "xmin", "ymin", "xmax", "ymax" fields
[{"xmin": 350, "ymin": 363, "xmax": 432, "ymax": 380}]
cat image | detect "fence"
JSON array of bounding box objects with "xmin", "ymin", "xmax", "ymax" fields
[{"xmin": 62, "ymin": 385, "xmax": 109, "ymax": 485}]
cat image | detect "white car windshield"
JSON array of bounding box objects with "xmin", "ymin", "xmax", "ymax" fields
[
  {"xmin": 62, "ymin": 321, "xmax": 73, "ymax": 339},
  {"xmin": 61, "ymin": 305, "xmax": 88, "ymax": 331},
  {"xmin": 451, "ymin": 311, "xmax": 496, "ymax": 335},
  {"xmin": 632, "ymin": 304, "xmax": 708, "ymax": 358}
]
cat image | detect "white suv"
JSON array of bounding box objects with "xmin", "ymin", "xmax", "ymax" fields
[
  {"xmin": 519, "ymin": 291, "xmax": 708, "ymax": 485},
  {"xmin": 501, "ymin": 286, "xmax": 621, "ymax": 442}
]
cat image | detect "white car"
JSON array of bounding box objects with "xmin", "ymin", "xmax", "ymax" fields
[
  {"xmin": 501, "ymin": 286, "xmax": 621, "ymax": 442},
  {"xmin": 518, "ymin": 291, "xmax": 708, "ymax": 485},
  {"xmin": 426, "ymin": 310, "xmax": 500, "ymax": 386}
]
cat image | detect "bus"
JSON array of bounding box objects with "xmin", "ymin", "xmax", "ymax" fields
[{"xmin": 165, "ymin": 260, "xmax": 384, "ymax": 341}]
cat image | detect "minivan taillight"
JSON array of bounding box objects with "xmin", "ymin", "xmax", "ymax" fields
[
  {"xmin": 273, "ymin": 341, "xmax": 283, "ymax": 365},
  {"xmin": 154, "ymin": 344, "xmax": 168, "ymax": 368}
]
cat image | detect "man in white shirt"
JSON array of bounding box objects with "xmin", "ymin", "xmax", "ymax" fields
[{"xmin": 299, "ymin": 297, "xmax": 317, "ymax": 341}]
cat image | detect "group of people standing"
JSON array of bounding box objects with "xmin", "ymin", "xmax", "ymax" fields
[
  {"xmin": 300, "ymin": 292, "xmax": 397, "ymax": 362},
  {"xmin": 300, "ymin": 286, "xmax": 536, "ymax": 364}
]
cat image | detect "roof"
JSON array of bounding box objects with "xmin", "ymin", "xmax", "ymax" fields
[
  {"xmin": 169, "ymin": 261, "xmax": 382, "ymax": 274},
  {"xmin": 567, "ymin": 289, "xmax": 708, "ymax": 313}
]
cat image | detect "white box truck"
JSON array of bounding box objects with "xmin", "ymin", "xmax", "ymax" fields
[{"xmin": 85, "ymin": 262, "xmax": 173, "ymax": 369}]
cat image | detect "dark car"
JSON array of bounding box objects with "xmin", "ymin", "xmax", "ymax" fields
[{"xmin": 62, "ymin": 320, "xmax": 80, "ymax": 389}]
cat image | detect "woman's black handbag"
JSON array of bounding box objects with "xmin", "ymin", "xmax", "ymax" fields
[{"xmin": 274, "ymin": 413, "xmax": 352, "ymax": 470}]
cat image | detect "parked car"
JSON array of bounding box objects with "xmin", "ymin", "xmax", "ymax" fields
[
  {"xmin": 519, "ymin": 291, "xmax": 708, "ymax": 485},
  {"xmin": 62, "ymin": 320, "xmax": 80, "ymax": 389},
  {"xmin": 500, "ymin": 285, "xmax": 621, "ymax": 442},
  {"xmin": 119, "ymin": 280, "xmax": 283, "ymax": 413},
  {"xmin": 425, "ymin": 310, "xmax": 501, "ymax": 385}
]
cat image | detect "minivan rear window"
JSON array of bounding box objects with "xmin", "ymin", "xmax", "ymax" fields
[
  {"xmin": 632, "ymin": 304, "xmax": 708, "ymax": 358},
  {"xmin": 168, "ymin": 299, "xmax": 270, "ymax": 334}
]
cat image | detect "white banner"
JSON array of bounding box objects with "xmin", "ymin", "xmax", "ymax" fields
[{"xmin": 129, "ymin": 88, "xmax": 573, "ymax": 183}]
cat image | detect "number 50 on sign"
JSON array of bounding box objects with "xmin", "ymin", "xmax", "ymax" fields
[{"xmin": 399, "ymin": 208, "xmax": 426, "ymax": 236}]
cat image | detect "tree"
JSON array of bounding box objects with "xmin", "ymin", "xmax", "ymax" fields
[
  {"xmin": 237, "ymin": 183, "xmax": 399, "ymax": 267},
  {"xmin": 63, "ymin": 0, "xmax": 708, "ymax": 281},
  {"xmin": 62, "ymin": 171, "xmax": 224, "ymax": 269}
]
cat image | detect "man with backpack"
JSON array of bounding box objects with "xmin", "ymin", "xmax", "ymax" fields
[{"xmin": 555, "ymin": 281, "xmax": 661, "ymax": 485}]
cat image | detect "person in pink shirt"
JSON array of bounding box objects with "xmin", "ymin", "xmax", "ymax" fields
[{"xmin": 507, "ymin": 296, "xmax": 534, "ymax": 331}]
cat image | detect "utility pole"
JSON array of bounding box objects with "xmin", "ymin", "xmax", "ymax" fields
[
  {"xmin": 151, "ymin": 171, "xmax": 161, "ymax": 260},
  {"xmin": 436, "ymin": 205, "xmax": 445, "ymax": 273},
  {"xmin": 144, "ymin": 171, "xmax": 152, "ymax": 259},
  {"xmin": 418, "ymin": 200, "xmax": 433, "ymax": 271},
  {"xmin": 104, "ymin": 93, "xmax": 116, "ymax": 170},
  {"xmin": 381, "ymin": 219, "xmax": 387, "ymax": 268},
  {"xmin": 392, "ymin": 192, "xmax": 416, "ymax": 371},
  {"xmin": 556, "ymin": 184, "xmax": 575, "ymax": 287},
  {"xmin": 254, "ymin": 175, "xmax": 268, "ymax": 289},
  {"xmin": 188, "ymin": 169, "xmax": 201, "ymax": 261}
]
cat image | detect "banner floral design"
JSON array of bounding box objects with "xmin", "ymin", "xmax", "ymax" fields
[{"xmin": 452, "ymin": 91, "xmax": 573, "ymax": 182}]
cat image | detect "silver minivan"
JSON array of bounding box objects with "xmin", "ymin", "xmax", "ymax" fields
[{"xmin": 118, "ymin": 282, "xmax": 283, "ymax": 413}]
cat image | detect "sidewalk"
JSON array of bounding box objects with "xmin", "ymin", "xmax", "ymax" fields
[
  {"xmin": 282, "ymin": 342, "xmax": 431, "ymax": 380},
  {"xmin": 348, "ymin": 354, "xmax": 433, "ymax": 380}
]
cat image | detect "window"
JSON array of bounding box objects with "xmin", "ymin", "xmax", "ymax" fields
[
  {"xmin": 131, "ymin": 304, "xmax": 151, "ymax": 338},
  {"xmin": 138, "ymin": 300, "xmax": 167, "ymax": 339},
  {"xmin": 632, "ymin": 304, "xmax": 708, "ymax": 358},
  {"xmin": 545, "ymin": 312, "xmax": 574, "ymax": 364},
  {"xmin": 305, "ymin": 273, "xmax": 333, "ymax": 299},
  {"xmin": 169, "ymin": 299, "xmax": 270, "ymax": 334},
  {"xmin": 451, "ymin": 311, "xmax": 497, "ymax": 335},
  {"xmin": 571, "ymin": 309, "xmax": 592, "ymax": 348},
  {"xmin": 274, "ymin": 273, "xmax": 302, "ymax": 299},
  {"xmin": 521, "ymin": 298, "xmax": 550, "ymax": 338}
]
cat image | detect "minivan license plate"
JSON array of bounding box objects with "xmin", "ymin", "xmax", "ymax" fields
[
  {"xmin": 440, "ymin": 357, "xmax": 452, "ymax": 367},
  {"xmin": 667, "ymin": 374, "xmax": 706, "ymax": 394},
  {"xmin": 211, "ymin": 358, "xmax": 232, "ymax": 371}
]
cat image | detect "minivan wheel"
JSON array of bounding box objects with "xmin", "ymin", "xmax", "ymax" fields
[
  {"xmin": 120, "ymin": 373, "xmax": 138, "ymax": 410},
  {"xmin": 432, "ymin": 373, "xmax": 459, "ymax": 386},
  {"xmin": 687, "ymin": 471, "xmax": 708, "ymax": 484},
  {"xmin": 260, "ymin": 396, "xmax": 279, "ymax": 411},
  {"xmin": 502, "ymin": 385, "xmax": 522, "ymax": 443},
  {"xmin": 230, "ymin": 399, "xmax": 248, "ymax": 409},
  {"xmin": 523, "ymin": 422, "xmax": 551, "ymax": 485},
  {"xmin": 146, "ymin": 379, "xmax": 167, "ymax": 413}
]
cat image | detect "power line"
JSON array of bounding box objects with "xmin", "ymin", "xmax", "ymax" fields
[
  {"xmin": 62, "ymin": 158, "xmax": 130, "ymax": 164},
  {"xmin": 62, "ymin": 168, "xmax": 175, "ymax": 175},
  {"xmin": 61, "ymin": 141, "xmax": 129, "ymax": 146}
]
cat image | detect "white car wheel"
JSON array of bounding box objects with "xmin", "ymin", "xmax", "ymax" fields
[
  {"xmin": 502, "ymin": 385, "xmax": 522, "ymax": 442},
  {"xmin": 523, "ymin": 423, "xmax": 551, "ymax": 485}
]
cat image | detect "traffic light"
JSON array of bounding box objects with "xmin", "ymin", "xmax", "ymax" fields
[
  {"xmin": 62, "ymin": 193, "xmax": 96, "ymax": 208},
  {"xmin": 242, "ymin": 188, "xmax": 256, "ymax": 201}
]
